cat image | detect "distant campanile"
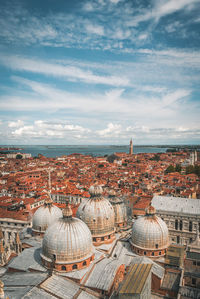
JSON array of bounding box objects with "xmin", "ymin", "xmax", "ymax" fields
[{"xmin": 129, "ymin": 139, "xmax": 133, "ymax": 155}]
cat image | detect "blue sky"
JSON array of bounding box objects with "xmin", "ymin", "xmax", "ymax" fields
[{"xmin": 0, "ymin": 0, "xmax": 200, "ymax": 145}]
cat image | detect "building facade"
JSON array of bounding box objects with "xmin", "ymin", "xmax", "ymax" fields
[{"xmin": 152, "ymin": 196, "xmax": 200, "ymax": 245}]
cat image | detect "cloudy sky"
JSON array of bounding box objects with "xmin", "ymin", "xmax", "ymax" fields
[{"xmin": 0, "ymin": 0, "xmax": 200, "ymax": 145}]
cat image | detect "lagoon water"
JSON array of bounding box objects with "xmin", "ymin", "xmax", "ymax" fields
[{"xmin": 5, "ymin": 145, "xmax": 168, "ymax": 158}]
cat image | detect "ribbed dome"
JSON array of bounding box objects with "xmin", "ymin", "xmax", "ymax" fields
[
  {"xmin": 109, "ymin": 193, "xmax": 127, "ymax": 226},
  {"xmin": 76, "ymin": 185, "xmax": 115, "ymax": 238},
  {"xmin": 41, "ymin": 215, "xmax": 94, "ymax": 263},
  {"xmin": 112, "ymin": 203, "xmax": 127, "ymax": 225},
  {"xmin": 131, "ymin": 209, "xmax": 169, "ymax": 251},
  {"xmin": 32, "ymin": 203, "xmax": 63, "ymax": 234}
]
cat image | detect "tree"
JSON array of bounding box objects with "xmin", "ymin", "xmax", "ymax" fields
[
  {"xmin": 107, "ymin": 154, "xmax": 119, "ymax": 163},
  {"xmin": 175, "ymin": 164, "xmax": 182, "ymax": 172},
  {"xmin": 165, "ymin": 165, "xmax": 175, "ymax": 174}
]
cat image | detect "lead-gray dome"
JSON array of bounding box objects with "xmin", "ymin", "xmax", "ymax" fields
[
  {"xmin": 41, "ymin": 204, "xmax": 94, "ymax": 264},
  {"xmin": 32, "ymin": 202, "xmax": 62, "ymax": 234},
  {"xmin": 131, "ymin": 206, "xmax": 169, "ymax": 251},
  {"xmin": 109, "ymin": 191, "xmax": 127, "ymax": 227},
  {"xmin": 76, "ymin": 185, "xmax": 115, "ymax": 238}
]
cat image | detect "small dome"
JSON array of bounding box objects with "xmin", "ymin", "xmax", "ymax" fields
[
  {"xmin": 32, "ymin": 203, "xmax": 62, "ymax": 234},
  {"xmin": 109, "ymin": 192, "xmax": 127, "ymax": 227},
  {"xmin": 41, "ymin": 208, "xmax": 94, "ymax": 265},
  {"xmin": 131, "ymin": 206, "xmax": 169, "ymax": 253},
  {"xmin": 77, "ymin": 185, "xmax": 115, "ymax": 245}
]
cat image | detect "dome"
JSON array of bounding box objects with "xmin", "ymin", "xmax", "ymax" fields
[
  {"xmin": 41, "ymin": 203, "xmax": 94, "ymax": 272},
  {"xmin": 130, "ymin": 206, "xmax": 169, "ymax": 257},
  {"xmin": 32, "ymin": 201, "xmax": 63, "ymax": 235},
  {"xmin": 76, "ymin": 185, "xmax": 115, "ymax": 245},
  {"xmin": 109, "ymin": 191, "xmax": 127, "ymax": 228}
]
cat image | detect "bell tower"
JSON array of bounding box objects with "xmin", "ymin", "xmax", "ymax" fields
[{"xmin": 129, "ymin": 139, "xmax": 133, "ymax": 155}]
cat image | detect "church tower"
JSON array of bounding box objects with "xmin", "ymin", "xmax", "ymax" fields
[{"xmin": 129, "ymin": 139, "xmax": 133, "ymax": 155}]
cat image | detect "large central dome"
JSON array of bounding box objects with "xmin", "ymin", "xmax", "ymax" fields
[
  {"xmin": 130, "ymin": 206, "xmax": 169, "ymax": 258},
  {"xmin": 41, "ymin": 203, "xmax": 94, "ymax": 272},
  {"xmin": 76, "ymin": 185, "xmax": 115, "ymax": 246}
]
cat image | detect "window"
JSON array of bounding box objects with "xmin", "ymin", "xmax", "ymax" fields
[
  {"xmin": 52, "ymin": 254, "xmax": 56, "ymax": 260},
  {"xmin": 180, "ymin": 220, "xmax": 183, "ymax": 231},
  {"xmin": 93, "ymin": 237, "xmax": 96, "ymax": 242},
  {"xmin": 177, "ymin": 236, "xmax": 180, "ymax": 244},
  {"xmin": 193, "ymin": 261, "xmax": 196, "ymax": 266},
  {"xmin": 61, "ymin": 266, "xmax": 66, "ymax": 271},
  {"xmin": 189, "ymin": 221, "xmax": 192, "ymax": 232},
  {"xmin": 155, "ymin": 244, "xmax": 158, "ymax": 249},
  {"xmin": 72, "ymin": 264, "xmax": 77, "ymax": 270},
  {"xmin": 175, "ymin": 219, "xmax": 178, "ymax": 230},
  {"xmin": 152, "ymin": 252, "xmax": 154, "ymax": 256},
  {"xmin": 192, "ymin": 278, "xmax": 196, "ymax": 285},
  {"xmin": 144, "ymin": 251, "xmax": 146, "ymax": 255},
  {"xmin": 190, "ymin": 238, "xmax": 193, "ymax": 243},
  {"xmin": 101, "ymin": 237, "xmax": 104, "ymax": 241},
  {"xmin": 159, "ymin": 252, "xmax": 161, "ymax": 255}
]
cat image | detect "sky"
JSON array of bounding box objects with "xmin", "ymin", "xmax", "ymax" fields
[{"xmin": 0, "ymin": 0, "xmax": 200, "ymax": 145}]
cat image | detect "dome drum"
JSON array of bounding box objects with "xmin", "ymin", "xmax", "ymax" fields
[
  {"xmin": 41, "ymin": 254, "xmax": 94, "ymax": 272},
  {"xmin": 93, "ymin": 232, "xmax": 115, "ymax": 246},
  {"xmin": 130, "ymin": 244, "xmax": 167, "ymax": 258}
]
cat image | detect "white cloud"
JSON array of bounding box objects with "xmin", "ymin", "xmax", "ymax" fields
[
  {"xmin": 85, "ymin": 23, "xmax": 104, "ymax": 36},
  {"xmin": 105, "ymin": 88, "xmax": 124, "ymax": 100},
  {"xmin": 97, "ymin": 123, "xmax": 122, "ymax": 137},
  {"xmin": 12, "ymin": 125, "xmax": 34, "ymax": 136},
  {"xmin": 8, "ymin": 120, "xmax": 24, "ymax": 128},
  {"xmin": 162, "ymin": 89, "xmax": 190, "ymax": 106},
  {"xmin": 0, "ymin": 55, "xmax": 129, "ymax": 87},
  {"xmin": 127, "ymin": 0, "xmax": 199, "ymax": 27},
  {"xmin": 10, "ymin": 120, "xmax": 90, "ymax": 139}
]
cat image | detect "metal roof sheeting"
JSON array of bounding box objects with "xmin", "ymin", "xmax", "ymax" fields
[
  {"xmin": 83, "ymin": 258, "xmax": 121, "ymax": 291},
  {"xmin": 40, "ymin": 274, "xmax": 80, "ymax": 299},
  {"xmin": 119, "ymin": 263, "xmax": 152, "ymax": 294}
]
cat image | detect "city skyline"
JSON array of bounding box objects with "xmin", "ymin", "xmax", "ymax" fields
[{"xmin": 0, "ymin": 0, "xmax": 200, "ymax": 145}]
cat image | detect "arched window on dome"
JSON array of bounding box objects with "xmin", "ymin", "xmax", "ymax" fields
[
  {"xmin": 61, "ymin": 266, "xmax": 66, "ymax": 271},
  {"xmin": 72, "ymin": 264, "xmax": 77, "ymax": 270}
]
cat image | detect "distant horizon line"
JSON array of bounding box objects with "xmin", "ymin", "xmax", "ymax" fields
[{"xmin": 0, "ymin": 144, "xmax": 200, "ymax": 147}]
